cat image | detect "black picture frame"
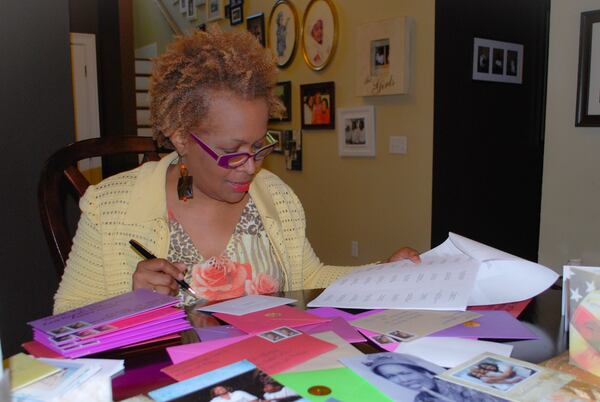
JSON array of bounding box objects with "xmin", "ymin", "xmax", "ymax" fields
[
  {"xmin": 300, "ymin": 81, "xmax": 335, "ymax": 130},
  {"xmin": 575, "ymin": 10, "xmax": 600, "ymax": 127},
  {"xmin": 230, "ymin": 5, "xmax": 243, "ymax": 25},
  {"xmin": 269, "ymin": 81, "xmax": 291, "ymax": 122},
  {"xmin": 246, "ymin": 13, "xmax": 265, "ymax": 47}
]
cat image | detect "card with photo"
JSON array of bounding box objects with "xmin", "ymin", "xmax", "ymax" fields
[
  {"xmin": 258, "ymin": 330, "xmax": 286, "ymax": 343},
  {"xmin": 341, "ymin": 352, "xmax": 510, "ymax": 402},
  {"xmin": 49, "ymin": 326, "xmax": 71, "ymax": 336},
  {"xmin": 387, "ymin": 330, "xmax": 416, "ymax": 342},
  {"xmin": 439, "ymin": 353, "xmax": 574, "ymax": 401},
  {"xmin": 66, "ymin": 321, "xmax": 91, "ymax": 330},
  {"xmin": 150, "ymin": 360, "xmax": 302, "ymax": 402},
  {"xmin": 272, "ymin": 326, "xmax": 301, "ymax": 339},
  {"xmin": 370, "ymin": 334, "xmax": 397, "ymax": 345}
]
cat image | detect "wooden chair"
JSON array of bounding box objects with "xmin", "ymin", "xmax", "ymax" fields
[{"xmin": 38, "ymin": 136, "xmax": 164, "ymax": 278}]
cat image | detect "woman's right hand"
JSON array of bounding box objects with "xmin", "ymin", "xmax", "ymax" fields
[{"xmin": 132, "ymin": 259, "xmax": 186, "ymax": 296}]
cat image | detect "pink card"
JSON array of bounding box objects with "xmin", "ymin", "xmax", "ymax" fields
[
  {"xmin": 166, "ymin": 335, "xmax": 252, "ymax": 364},
  {"xmin": 162, "ymin": 333, "xmax": 336, "ymax": 380},
  {"xmin": 213, "ymin": 305, "xmax": 329, "ymax": 333},
  {"xmin": 296, "ymin": 317, "xmax": 366, "ymax": 343},
  {"xmin": 430, "ymin": 310, "xmax": 538, "ymax": 339}
]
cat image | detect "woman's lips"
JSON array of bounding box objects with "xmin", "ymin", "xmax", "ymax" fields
[{"xmin": 230, "ymin": 181, "xmax": 251, "ymax": 192}]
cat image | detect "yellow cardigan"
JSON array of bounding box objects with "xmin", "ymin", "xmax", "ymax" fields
[{"xmin": 53, "ymin": 152, "xmax": 354, "ymax": 313}]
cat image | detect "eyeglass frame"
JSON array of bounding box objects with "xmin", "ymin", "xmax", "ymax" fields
[{"xmin": 189, "ymin": 132, "xmax": 279, "ymax": 169}]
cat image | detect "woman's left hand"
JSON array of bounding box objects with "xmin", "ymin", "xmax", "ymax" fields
[{"xmin": 382, "ymin": 247, "xmax": 421, "ymax": 264}]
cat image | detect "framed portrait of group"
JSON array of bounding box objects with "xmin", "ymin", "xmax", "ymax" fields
[
  {"xmin": 472, "ymin": 37, "xmax": 523, "ymax": 84},
  {"xmin": 301, "ymin": 0, "xmax": 338, "ymax": 71},
  {"xmin": 268, "ymin": 0, "xmax": 299, "ymax": 68},
  {"xmin": 300, "ymin": 81, "xmax": 335, "ymax": 130},
  {"xmin": 356, "ymin": 17, "xmax": 411, "ymax": 96},
  {"xmin": 337, "ymin": 106, "xmax": 376, "ymax": 157},
  {"xmin": 575, "ymin": 9, "xmax": 600, "ymax": 127}
]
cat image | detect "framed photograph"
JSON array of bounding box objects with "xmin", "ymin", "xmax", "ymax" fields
[
  {"xmin": 301, "ymin": 0, "xmax": 338, "ymax": 71},
  {"xmin": 439, "ymin": 353, "xmax": 572, "ymax": 401},
  {"xmin": 472, "ymin": 37, "xmax": 523, "ymax": 84},
  {"xmin": 356, "ymin": 17, "xmax": 412, "ymax": 96},
  {"xmin": 300, "ymin": 81, "xmax": 335, "ymax": 130},
  {"xmin": 247, "ymin": 13, "xmax": 266, "ymax": 47},
  {"xmin": 230, "ymin": 5, "xmax": 243, "ymax": 25},
  {"xmin": 268, "ymin": 0, "xmax": 299, "ymax": 68},
  {"xmin": 230, "ymin": 0, "xmax": 243, "ymax": 6},
  {"xmin": 267, "ymin": 129, "xmax": 283, "ymax": 153},
  {"xmin": 187, "ymin": 0, "xmax": 197, "ymax": 20},
  {"xmin": 282, "ymin": 130, "xmax": 302, "ymax": 171},
  {"xmin": 270, "ymin": 81, "xmax": 291, "ymax": 122},
  {"xmin": 337, "ymin": 106, "xmax": 376, "ymax": 157},
  {"xmin": 207, "ymin": 0, "xmax": 224, "ymax": 21},
  {"xmin": 180, "ymin": 0, "xmax": 188, "ymax": 13},
  {"xmin": 575, "ymin": 10, "xmax": 600, "ymax": 126}
]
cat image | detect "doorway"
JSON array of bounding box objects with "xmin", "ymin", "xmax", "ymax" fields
[{"xmin": 431, "ymin": 0, "xmax": 550, "ymax": 260}]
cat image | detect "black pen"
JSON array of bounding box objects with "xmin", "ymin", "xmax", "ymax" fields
[{"xmin": 129, "ymin": 239, "xmax": 199, "ymax": 298}]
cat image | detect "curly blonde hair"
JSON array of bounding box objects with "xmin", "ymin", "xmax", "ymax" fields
[{"xmin": 149, "ymin": 28, "xmax": 285, "ymax": 149}]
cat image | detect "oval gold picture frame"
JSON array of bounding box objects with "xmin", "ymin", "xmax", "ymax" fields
[
  {"xmin": 267, "ymin": 0, "xmax": 299, "ymax": 69},
  {"xmin": 301, "ymin": 0, "xmax": 339, "ymax": 71}
]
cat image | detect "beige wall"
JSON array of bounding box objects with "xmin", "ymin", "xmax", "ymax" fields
[
  {"xmin": 134, "ymin": 0, "xmax": 435, "ymax": 266},
  {"xmin": 539, "ymin": 0, "xmax": 600, "ymax": 271}
]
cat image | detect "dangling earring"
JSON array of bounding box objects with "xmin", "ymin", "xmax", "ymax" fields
[{"xmin": 177, "ymin": 156, "xmax": 193, "ymax": 201}]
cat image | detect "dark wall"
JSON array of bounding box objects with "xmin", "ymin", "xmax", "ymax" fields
[
  {"xmin": 0, "ymin": 1, "xmax": 74, "ymax": 355},
  {"xmin": 70, "ymin": 0, "xmax": 138, "ymax": 176},
  {"xmin": 432, "ymin": 0, "xmax": 549, "ymax": 260}
]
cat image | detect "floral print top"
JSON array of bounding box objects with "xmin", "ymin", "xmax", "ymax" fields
[{"xmin": 167, "ymin": 197, "xmax": 283, "ymax": 305}]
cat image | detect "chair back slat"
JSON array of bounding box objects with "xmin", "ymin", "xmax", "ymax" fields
[
  {"xmin": 38, "ymin": 136, "xmax": 165, "ymax": 278},
  {"xmin": 64, "ymin": 166, "xmax": 90, "ymax": 197}
]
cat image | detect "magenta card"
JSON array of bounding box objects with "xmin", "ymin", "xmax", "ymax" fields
[{"xmin": 307, "ymin": 307, "xmax": 385, "ymax": 321}]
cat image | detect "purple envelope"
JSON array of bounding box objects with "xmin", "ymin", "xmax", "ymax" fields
[
  {"xmin": 29, "ymin": 289, "xmax": 179, "ymax": 336},
  {"xmin": 195, "ymin": 325, "xmax": 247, "ymax": 341},
  {"xmin": 430, "ymin": 310, "xmax": 538, "ymax": 339},
  {"xmin": 296, "ymin": 317, "xmax": 366, "ymax": 343}
]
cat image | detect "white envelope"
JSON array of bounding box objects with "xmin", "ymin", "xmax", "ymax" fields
[
  {"xmin": 424, "ymin": 233, "xmax": 559, "ymax": 305},
  {"xmin": 394, "ymin": 336, "xmax": 513, "ymax": 368}
]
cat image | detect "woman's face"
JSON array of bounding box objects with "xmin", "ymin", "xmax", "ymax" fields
[
  {"xmin": 376, "ymin": 363, "xmax": 435, "ymax": 390},
  {"xmin": 177, "ymin": 92, "xmax": 269, "ymax": 204},
  {"xmin": 311, "ymin": 20, "xmax": 323, "ymax": 44}
]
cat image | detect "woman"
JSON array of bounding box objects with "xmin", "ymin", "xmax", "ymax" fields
[{"xmin": 53, "ymin": 29, "xmax": 419, "ymax": 313}]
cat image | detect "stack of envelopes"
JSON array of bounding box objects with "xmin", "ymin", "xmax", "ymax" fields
[{"xmin": 27, "ymin": 289, "xmax": 190, "ymax": 358}]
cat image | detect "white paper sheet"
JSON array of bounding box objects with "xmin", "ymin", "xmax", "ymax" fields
[
  {"xmin": 195, "ymin": 295, "xmax": 297, "ymax": 315},
  {"xmin": 424, "ymin": 233, "xmax": 559, "ymax": 305},
  {"xmin": 394, "ymin": 337, "xmax": 513, "ymax": 368},
  {"xmin": 307, "ymin": 254, "xmax": 480, "ymax": 310}
]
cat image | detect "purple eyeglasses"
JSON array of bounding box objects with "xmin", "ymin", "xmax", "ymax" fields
[{"xmin": 189, "ymin": 132, "xmax": 278, "ymax": 169}]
